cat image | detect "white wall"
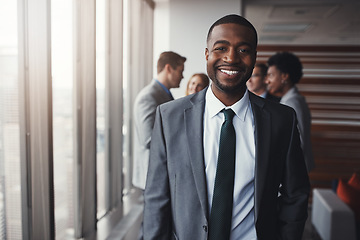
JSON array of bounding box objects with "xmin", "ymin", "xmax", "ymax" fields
[
  {"xmin": 154, "ymin": 0, "xmax": 241, "ymax": 99},
  {"xmin": 153, "ymin": 1, "xmax": 170, "ymax": 77}
]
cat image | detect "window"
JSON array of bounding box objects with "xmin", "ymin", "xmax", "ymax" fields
[
  {"xmin": 0, "ymin": 1, "xmax": 22, "ymax": 239},
  {"xmin": 96, "ymin": 0, "xmax": 108, "ymax": 219},
  {"xmin": 0, "ymin": 0, "xmax": 154, "ymax": 238},
  {"xmin": 51, "ymin": 0, "xmax": 75, "ymax": 238}
]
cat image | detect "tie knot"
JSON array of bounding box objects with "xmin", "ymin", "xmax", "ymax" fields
[{"xmin": 222, "ymin": 109, "xmax": 235, "ymax": 121}]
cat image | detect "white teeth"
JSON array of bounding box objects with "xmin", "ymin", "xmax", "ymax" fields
[{"xmin": 220, "ymin": 69, "xmax": 238, "ymax": 75}]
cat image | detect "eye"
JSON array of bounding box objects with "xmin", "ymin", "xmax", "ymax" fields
[
  {"xmin": 214, "ymin": 46, "xmax": 226, "ymax": 51},
  {"xmin": 239, "ymin": 48, "xmax": 252, "ymax": 54}
]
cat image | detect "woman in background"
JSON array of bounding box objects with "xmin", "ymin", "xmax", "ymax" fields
[
  {"xmin": 266, "ymin": 51, "xmax": 314, "ymax": 172},
  {"xmin": 185, "ymin": 73, "xmax": 209, "ymax": 95}
]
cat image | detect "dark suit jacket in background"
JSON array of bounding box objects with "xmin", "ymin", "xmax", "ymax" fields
[
  {"xmin": 265, "ymin": 91, "xmax": 281, "ymax": 102},
  {"xmin": 144, "ymin": 88, "xmax": 310, "ymax": 240}
]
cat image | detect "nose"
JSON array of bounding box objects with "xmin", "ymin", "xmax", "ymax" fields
[{"xmin": 223, "ymin": 48, "xmax": 238, "ymax": 63}]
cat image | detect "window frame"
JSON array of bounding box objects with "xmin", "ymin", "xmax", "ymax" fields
[{"xmin": 18, "ymin": 0, "xmax": 55, "ymax": 239}]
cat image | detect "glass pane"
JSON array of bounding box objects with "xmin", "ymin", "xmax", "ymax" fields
[
  {"xmin": 96, "ymin": 0, "xmax": 107, "ymax": 219},
  {"xmin": 51, "ymin": 0, "xmax": 75, "ymax": 238},
  {"xmin": 122, "ymin": 0, "xmax": 131, "ymax": 196},
  {"xmin": 0, "ymin": 0, "xmax": 23, "ymax": 239}
]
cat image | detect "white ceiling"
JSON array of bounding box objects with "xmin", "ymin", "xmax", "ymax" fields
[
  {"xmin": 245, "ymin": 0, "xmax": 360, "ymax": 45},
  {"xmin": 155, "ymin": 0, "xmax": 360, "ymax": 45}
]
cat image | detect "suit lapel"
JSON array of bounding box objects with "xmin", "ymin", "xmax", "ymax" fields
[
  {"xmin": 184, "ymin": 90, "xmax": 209, "ymax": 219},
  {"xmin": 249, "ymin": 93, "xmax": 271, "ymax": 223}
]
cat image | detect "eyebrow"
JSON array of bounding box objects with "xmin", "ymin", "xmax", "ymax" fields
[
  {"xmin": 212, "ymin": 40, "xmax": 253, "ymax": 48},
  {"xmin": 213, "ymin": 40, "xmax": 230, "ymax": 47},
  {"xmin": 214, "ymin": 40, "xmax": 230, "ymax": 45}
]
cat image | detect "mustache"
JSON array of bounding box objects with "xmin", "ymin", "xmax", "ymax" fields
[{"xmin": 215, "ymin": 64, "xmax": 245, "ymax": 71}]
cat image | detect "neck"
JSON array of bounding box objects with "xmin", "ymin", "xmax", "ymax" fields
[
  {"xmin": 157, "ymin": 74, "xmax": 170, "ymax": 90},
  {"xmin": 211, "ymin": 84, "xmax": 246, "ymax": 106},
  {"xmin": 281, "ymin": 83, "xmax": 294, "ymax": 96},
  {"xmin": 254, "ymin": 88, "xmax": 266, "ymax": 96}
]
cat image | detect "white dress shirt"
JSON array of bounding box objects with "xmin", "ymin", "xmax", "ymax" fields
[{"xmin": 203, "ymin": 86, "xmax": 257, "ymax": 240}]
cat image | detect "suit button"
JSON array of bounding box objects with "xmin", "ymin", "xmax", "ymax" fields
[{"xmin": 202, "ymin": 225, "xmax": 208, "ymax": 232}]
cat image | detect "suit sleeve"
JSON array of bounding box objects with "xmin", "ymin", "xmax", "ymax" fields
[
  {"xmin": 143, "ymin": 106, "xmax": 172, "ymax": 240},
  {"xmin": 278, "ymin": 110, "xmax": 310, "ymax": 239},
  {"xmin": 285, "ymin": 100, "xmax": 306, "ymax": 152}
]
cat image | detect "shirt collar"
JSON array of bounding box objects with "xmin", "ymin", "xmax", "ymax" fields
[
  {"xmin": 260, "ymin": 91, "xmax": 267, "ymax": 98},
  {"xmin": 205, "ymin": 84, "xmax": 250, "ymax": 122}
]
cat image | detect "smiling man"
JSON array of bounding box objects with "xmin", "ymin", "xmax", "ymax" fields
[{"xmin": 143, "ymin": 14, "xmax": 310, "ymax": 240}]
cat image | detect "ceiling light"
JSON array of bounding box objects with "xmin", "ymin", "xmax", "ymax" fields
[
  {"xmin": 263, "ymin": 23, "xmax": 311, "ymax": 32},
  {"xmin": 259, "ymin": 35, "xmax": 296, "ymax": 42}
]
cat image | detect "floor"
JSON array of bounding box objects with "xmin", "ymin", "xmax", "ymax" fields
[
  {"xmin": 106, "ymin": 188, "xmax": 144, "ymax": 240},
  {"xmin": 302, "ymin": 206, "xmax": 322, "ymax": 240}
]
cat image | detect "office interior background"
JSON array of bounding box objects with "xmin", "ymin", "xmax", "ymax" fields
[{"xmin": 0, "ymin": 0, "xmax": 359, "ymax": 239}]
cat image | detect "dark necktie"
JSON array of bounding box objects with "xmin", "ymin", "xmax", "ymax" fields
[{"xmin": 209, "ymin": 108, "xmax": 236, "ymax": 240}]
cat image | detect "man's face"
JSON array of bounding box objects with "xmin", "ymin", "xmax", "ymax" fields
[
  {"xmin": 246, "ymin": 66, "xmax": 267, "ymax": 94},
  {"xmin": 169, "ymin": 63, "xmax": 184, "ymax": 88},
  {"xmin": 266, "ymin": 65, "xmax": 284, "ymax": 96},
  {"xmin": 205, "ymin": 23, "xmax": 257, "ymax": 94}
]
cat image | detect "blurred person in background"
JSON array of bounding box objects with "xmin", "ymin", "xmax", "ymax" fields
[
  {"xmin": 266, "ymin": 51, "xmax": 314, "ymax": 172},
  {"xmin": 185, "ymin": 73, "xmax": 210, "ymax": 95},
  {"xmin": 133, "ymin": 51, "xmax": 186, "ymax": 191},
  {"xmin": 247, "ymin": 63, "xmax": 279, "ymax": 102}
]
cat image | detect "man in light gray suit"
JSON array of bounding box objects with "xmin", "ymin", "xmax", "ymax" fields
[
  {"xmin": 132, "ymin": 51, "xmax": 186, "ymax": 190},
  {"xmin": 266, "ymin": 52, "xmax": 315, "ymax": 172},
  {"xmin": 144, "ymin": 15, "xmax": 310, "ymax": 240}
]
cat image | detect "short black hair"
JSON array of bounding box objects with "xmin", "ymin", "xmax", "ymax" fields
[
  {"xmin": 207, "ymin": 14, "xmax": 258, "ymax": 46},
  {"xmin": 267, "ymin": 52, "xmax": 303, "ymax": 84}
]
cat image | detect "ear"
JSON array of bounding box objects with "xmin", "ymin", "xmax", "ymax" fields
[
  {"xmin": 164, "ymin": 63, "xmax": 172, "ymax": 73},
  {"xmin": 281, "ymin": 72, "xmax": 289, "ymax": 82},
  {"xmin": 205, "ymin": 48, "xmax": 209, "ymax": 61}
]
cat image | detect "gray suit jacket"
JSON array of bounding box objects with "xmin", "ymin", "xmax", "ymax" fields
[
  {"xmin": 132, "ymin": 79, "xmax": 173, "ymax": 189},
  {"xmin": 144, "ymin": 88, "xmax": 310, "ymax": 240},
  {"xmin": 280, "ymin": 86, "xmax": 315, "ymax": 172}
]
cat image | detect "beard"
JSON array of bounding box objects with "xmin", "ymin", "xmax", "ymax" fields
[
  {"xmin": 212, "ymin": 78, "xmax": 244, "ymax": 94},
  {"xmin": 211, "ymin": 70, "xmax": 250, "ymax": 95}
]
